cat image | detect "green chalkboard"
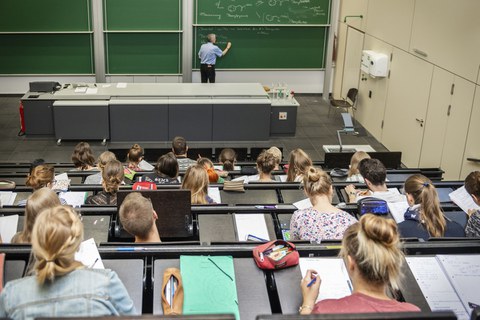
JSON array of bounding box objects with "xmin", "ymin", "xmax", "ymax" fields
[
  {"xmin": 0, "ymin": 34, "xmax": 93, "ymax": 74},
  {"xmin": 195, "ymin": 0, "xmax": 330, "ymax": 25},
  {"xmin": 0, "ymin": 0, "xmax": 91, "ymax": 31},
  {"xmin": 104, "ymin": 0, "xmax": 181, "ymax": 30},
  {"xmin": 194, "ymin": 26, "xmax": 326, "ymax": 69},
  {"xmin": 106, "ymin": 33, "xmax": 181, "ymax": 74}
]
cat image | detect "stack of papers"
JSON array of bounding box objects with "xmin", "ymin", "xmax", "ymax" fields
[
  {"xmin": 59, "ymin": 192, "xmax": 87, "ymax": 208},
  {"xmin": 0, "ymin": 215, "xmax": 19, "ymax": 243},
  {"xmin": 52, "ymin": 173, "xmax": 70, "ymax": 192},
  {"xmin": 293, "ymin": 198, "xmax": 312, "ymax": 210},
  {"xmin": 234, "ymin": 214, "xmax": 270, "ymax": 242},
  {"xmin": 208, "ymin": 187, "xmax": 221, "ymax": 203},
  {"xmin": 75, "ymin": 238, "xmax": 104, "ymax": 269},
  {"xmin": 0, "ymin": 191, "xmax": 17, "ymax": 206},
  {"xmin": 449, "ymin": 186, "xmax": 480, "ymax": 214},
  {"xmin": 387, "ymin": 201, "xmax": 410, "ymax": 223},
  {"xmin": 138, "ymin": 160, "xmax": 154, "ymax": 171}
]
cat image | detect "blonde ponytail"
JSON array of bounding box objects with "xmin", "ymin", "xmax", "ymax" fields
[
  {"xmin": 340, "ymin": 214, "xmax": 404, "ymax": 291},
  {"xmin": 32, "ymin": 206, "xmax": 84, "ymax": 285}
]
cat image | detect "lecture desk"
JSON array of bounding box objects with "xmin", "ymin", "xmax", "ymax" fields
[
  {"xmin": 153, "ymin": 258, "xmax": 272, "ymax": 320},
  {"xmin": 21, "ymin": 83, "xmax": 299, "ymax": 143}
]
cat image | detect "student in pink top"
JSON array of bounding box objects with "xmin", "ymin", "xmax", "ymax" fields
[{"xmin": 299, "ymin": 214, "xmax": 420, "ymax": 315}]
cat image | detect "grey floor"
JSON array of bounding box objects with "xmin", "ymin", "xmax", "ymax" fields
[{"xmin": 0, "ymin": 95, "xmax": 387, "ymax": 163}]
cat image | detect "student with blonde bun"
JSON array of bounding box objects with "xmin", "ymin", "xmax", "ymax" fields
[
  {"xmin": 20, "ymin": 164, "xmax": 66, "ymax": 206},
  {"xmin": 300, "ymin": 214, "xmax": 420, "ymax": 314},
  {"xmin": 464, "ymin": 171, "xmax": 480, "ymax": 237},
  {"xmin": 255, "ymin": 150, "xmax": 276, "ymax": 182},
  {"xmin": 286, "ymin": 148, "xmax": 313, "ymax": 182},
  {"xmin": 84, "ymin": 151, "xmax": 117, "ymax": 185},
  {"xmin": 267, "ymin": 146, "xmax": 282, "ymax": 171},
  {"xmin": 290, "ymin": 167, "xmax": 357, "ymax": 242},
  {"xmin": 181, "ymin": 164, "xmax": 215, "ymax": 204},
  {"xmin": 85, "ymin": 160, "xmax": 124, "ymax": 205},
  {"xmin": 398, "ymin": 174, "xmax": 464, "ymax": 240},
  {"xmin": 12, "ymin": 188, "xmax": 61, "ymax": 244},
  {"xmin": 346, "ymin": 151, "xmax": 370, "ymax": 183},
  {"xmin": 218, "ymin": 148, "xmax": 237, "ymax": 171},
  {"xmin": 126, "ymin": 144, "xmax": 144, "ymax": 171},
  {"xmin": 71, "ymin": 142, "xmax": 96, "ymax": 171},
  {"xmin": 0, "ymin": 206, "xmax": 136, "ymax": 319}
]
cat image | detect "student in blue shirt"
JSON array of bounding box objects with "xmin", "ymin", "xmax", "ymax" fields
[{"xmin": 198, "ymin": 33, "xmax": 232, "ymax": 83}]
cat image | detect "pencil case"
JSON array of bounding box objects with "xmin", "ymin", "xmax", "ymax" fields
[
  {"xmin": 161, "ymin": 268, "xmax": 184, "ymax": 315},
  {"xmin": 252, "ymin": 240, "xmax": 299, "ymax": 270}
]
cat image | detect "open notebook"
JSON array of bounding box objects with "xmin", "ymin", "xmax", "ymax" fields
[{"xmin": 406, "ymin": 254, "xmax": 480, "ymax": 320}]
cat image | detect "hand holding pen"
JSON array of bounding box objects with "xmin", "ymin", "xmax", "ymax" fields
[{"xmin": 301, "ymin": 269, "xmax": 321, "ymax": 312}]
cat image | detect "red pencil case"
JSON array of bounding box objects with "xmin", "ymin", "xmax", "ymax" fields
[{"xmin": 252, "ymin": 240, "xmax": 299, "ymax": 270}]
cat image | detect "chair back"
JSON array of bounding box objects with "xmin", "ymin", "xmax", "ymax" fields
[{"xmin": 346, "ymin": 88, "xmax": 358, "ymax": 104}]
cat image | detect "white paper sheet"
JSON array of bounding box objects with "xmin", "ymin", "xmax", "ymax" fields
[
  {"xmin": 293, "ymin": 198, "xmax": 312, "ymax": 210},
  {"xmin": 278, "ymin": 175, "xmax": 288, "ymax": 182},
  {"xmin": 214, "ymin": 165, "xmax": 241, "ymax": 171},
  {"xmin": 0, "ymin": 215, "xmax": 19, "ymax": 243},
  {"xmin": 0, "ymin": 191, "xmax": 17, "ymax": 206},
  {"xmin": 234, "ymin": 214, "xmax": 270, "ymax": 241},
  {"xmin": 437, "ymin": 255, "xmax": 480, "ymax": 315},
  {"xmin": 52, "ymin": 172, "xmax": 70, "ymax": 191},
  {"xmin": 138, "ymin": 160, "xmax": 154, "ymax": 171},
  {"xmin": 449, "ymin": 186, "xmax": 480, "ymax": 214},
  {"xmin": 74, "ymin": 87, "xmax": 87, "ymax": 93},
  {"xmin": 85, "ymin": 87, "xmax": 98, "ymax": 95},
  {"xmin": 299, "ymin": 257, "xmax": 352, "ymax": 302},
  {"xmin": 208, "ymin": 187, "xmax": 221, "ymax": 204},
  {"xmin": 387, "ymin": 201, "xmax": 410, "ymax": 223},
  {"xmin": 59, "ymin": 191, "xmax": 87, "ymax": 208},
  {"xmin": 75, "ymin": 238, "xmax": 104, "ymax": 269},
  {"xmin": 116, "ymin": 82, "xmax": 127, "ymax": 88},
  {"xmin": 406, "ymin": 257, "xmax": 469, "ymax": 320}
]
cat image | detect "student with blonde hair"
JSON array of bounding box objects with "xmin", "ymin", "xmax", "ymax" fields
[
  {"xmin": 85, "ymin": 160, "xmax": 124, "ymax": 205},
  {"xmin": 119, "ymin": 193, "xmax": 161, "ymax": 243},
  {"xmin": 71, "ymin": 142, "xmax": 96, "ymax": 171},
  {"xmin": 126, "ymin": 144, "xmax": 144, "ymax": 171},
  {"xmin": 286, "ymin": 148, "xmax": 313, "ymax": 182},
  {"xmin": 0, "ymin": 205, "xmax": 136, "ymax": 319},
  {"xmin": 197, "ymin": 157, "xmax": 225, "ymax": 183},
  {"xmin": 181, "ymin": 164, "xmax": 215, "ymax": 204},
  {"xmin": 218, "ymin": 148, "xmax": 237, "ymax": 171},
  {"xmin": 84, "ymin": 151, "xmax": 117, "ymax": 184},
  {"xmin": 290, "ymin": 167, "xmax": 357, "ymax": 243},
  {"xmin": 398, "ymin": 174, "xmax": 464, "ymax": 240},
  {"xmin": 300, "ymin": 214, "xmax": 420, "ymax": 314},
  {"xmin": 346, "ymin": 151, "xmax": 371, "ymax": 183},
  {"xmin": 255, "ymin": 150, "xmax": 276, "ymax": 182},
  {"xmin": 267, "ymin": 146, "xmax": 282, "ymax": 171},
  {"xmin": 12, "ymin": 188, "xmax": 61, "ymax": 244}
]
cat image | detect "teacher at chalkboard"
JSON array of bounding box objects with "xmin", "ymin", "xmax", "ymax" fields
[{"xmin": 198, "ymin": 34, "xmax": 232, "ymax": 83}]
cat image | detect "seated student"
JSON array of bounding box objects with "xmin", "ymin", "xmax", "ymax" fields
[
  {"xmin": 119, "ymin": 192, "xmax": 161, "ymax": 243},
  {"xmin": 20, "ymin": 164, "xmax": 66, "ymax": 206},
  {"xmin": 71, "ymin": 142, "xmax": 96, "ymax": 171},
  {"xmin": 138, "ymin": 152, "xmax": 179, "ymax": 184},
  {"xmin": 85, "ymin": 160, "xmax": 124, "ymax": 205},
  {"xmin": 126, "ymin": 144, "xmax": 145, "ymax": 172},
  {"xmin": 171, "ymin": 136, "xmax": 196, "ymax": 171},
  {"xmin": 253, "ymin": 150, "xmax": 276, "ymax": 182},
  {"xmin": 84, "ymin": 151, "xmax": 117, "ymax": 185},
  {"xmin": 197, "ymin": 157, "xmax": 225, "ymax": 183},
  {"xmin": 286, "ymin": 148, "xmax": 313, "ymax": 182},
  {"xmin": 465, "ymin": 171, "xmax": 480, "ymax": 237},
  {"xmin": 290, "ymin": 167, "xmax": 357, "ymax": 242},
  {"xmin": 398, "ymin": 174, "xmax": 465, "ymax": 240},
  {"xmin": 12, "ymin": 188, "xmax": 61, "ymax": 244},
  {"xmin": 218, "ymin": 148, "xmax": 237, "ymax": 171},
  {"xmin": 300, "ymin": 214, "xmax": 420, "ymax": 314},
  {"xmin": 345, "ymin": 158, "xmax": 405, "ymax": 203},
  {"xmin": 267, "ymin": 146, "xmax": 283, "ymax": 171},
  {"xmin": 0, "ymin": 205, "xmax": 136, "ymax": 319},
  {"xmin": 181, "ymin": 164, "xmax": 215, "ymax": 205},
  {"xmin": 346, "ymin": 151, "xmax": 371, "ymax": 183}
]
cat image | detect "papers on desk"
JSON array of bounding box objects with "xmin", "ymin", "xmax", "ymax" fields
[
  {"xmin": 449, "ymin": 186, "xmax": 480, "ymax": 214},
  {"xmin": 74, "ymin": 87, "xmax": 88, "ymax": 93},
  {"xmin": 85, "ymin": 87, "xmax": 98, "ymax": 95},
  {"xmin": 214, "ymin": 165, "xmax": 241, "ymax": 171},
  {"xmin": 59, "ymin": 191, "xmax": 87, "ymax": 208},
  {"xmin": 293, "ymin": 198, "xmax": 312, "ymax": 210},
  {"xmin": 52, "ymin": 173, "xmax": 70, "ymax": 192},
  {"xmin": 116, "ymin": 82, "xmax": 127, "ymax": 88},
  {"xmin": 234, "ymin": 214, "xmax": 270, "ymax": 242},
  {"xmin": 75, "ymin": 238, "xmax": 104, "ymax": 269},
  {"xmin": 181, "ymin": 255, "xmax": 239, "ymax": 319},
  {"xmin": 0, "ymin": 191, "xmax": 17, "ymax": 206},
  {"xmin": 406, "ymin": 255, "xmax": 480, "ymax": 320},
  {"xmin": 0, "ymin": 215, "xmax": 19, "ymax": 243},
  {"xmin": 299, "ymin": 257, "xmax": 352, "ymax": 303},
  {"xmin": 138, "ymin": 160, "xmax": 154, "ymax": 171},
  {"xmin": 387, "ymin": 201, "xmax": 409, "ymax": 223},
  {"xmin": 278, "ymin": 175, "xmax": 288, "ymax": 182},
  {"xmin": 208, "ymin": 187, "xmax": 221, "ymax": 204}
]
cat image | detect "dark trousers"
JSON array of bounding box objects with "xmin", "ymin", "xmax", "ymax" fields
[{"xmin": 200, "ymin": 64, "xmax": 216, "ymax": 83}]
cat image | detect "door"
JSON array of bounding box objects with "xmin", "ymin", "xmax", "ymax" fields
[{"xmin": 460, "ymin": 85, "xmax": 480, "ymax": 179}]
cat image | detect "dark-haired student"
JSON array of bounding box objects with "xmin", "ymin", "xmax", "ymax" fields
[
  {"xmin": 84, "ymin": 151, "xmax": 117, "ymax": 185},
  {"xmin": 119, "ymin": 192, "xmax": 161, "ymax": 243},
  {"xmin": 126, "ymin": 144, "xmax": 144, "ymax": 172},
  {"xmin": 397, "ymin": 174, "xmax": 465, "ymax": 240},
  {"xmin": 71, "ymin": 142, "xmax": 96, "ymax": 171},
  {"xmin": 290, "ymin": 167, "xmax": 357, "ymax": 243},
  {"xmin": 465, "ymin": 171, "xmax": 480, "ymax": 237},
  {"xmin": 345, "ymin": 158, "xmax": 405, "ymax": 203},
  {"xmin": 171, "ymin": 136, "xmax": 196, "ymax": 171},
  {"xmin": 218, "ymin": 148, "xmax": 237, "ymax": 171},
  {"xmin": 137, "ymin": 152, "xmax": 179, "ymax": 184},
  {"xmin": 300, "ymin": 214, "xmax": 420, "ymax": 314}
]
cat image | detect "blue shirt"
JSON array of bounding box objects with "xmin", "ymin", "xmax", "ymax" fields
[{"xmin": 198, "ymin": 42, "xmax": 223, "ymax": 65}]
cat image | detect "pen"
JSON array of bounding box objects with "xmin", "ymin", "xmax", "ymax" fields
[
  {"xmin": 116, "ymin": 247, "xmax": 147, "ymax": 251},
  {"xmin": 255, "ymin": 205, "xmax": 277, "ymax": 209},
  {"xmin": 89, "ymin": 258, "xmax": 99, "ymax": 268},
  {"xmin": 246, "ymin": 234, "xmax": 268, "ymax": 242},
  {"xmin": 307, "ymin": 274, "xmax": 318, "ymax": 287}
]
